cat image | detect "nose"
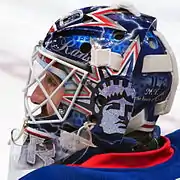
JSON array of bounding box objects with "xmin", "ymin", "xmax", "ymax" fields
[{"xmin": 30, "ymin": 85, "xmax": 46, "ymax": 104}]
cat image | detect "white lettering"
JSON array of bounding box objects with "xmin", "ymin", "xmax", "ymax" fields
[
  {"xmin": 51, "ymin": 38, "xmax": 90, "ymax": 62},
  {"xmin": 27, "ymin": 134, "xmax": 55, "ymax": 166}
]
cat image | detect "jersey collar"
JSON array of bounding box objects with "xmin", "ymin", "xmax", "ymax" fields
[{"xmin": 78, "ymin": 136, "xmax": 174, "ymax": 168}]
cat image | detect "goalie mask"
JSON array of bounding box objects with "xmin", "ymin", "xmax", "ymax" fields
[{"xmin": 8, "ymin": 4, "xmax": 178, "ymax": 177}]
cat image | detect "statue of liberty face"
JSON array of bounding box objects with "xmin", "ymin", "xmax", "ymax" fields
[{"xmin": 94, "ymin": 78, "xmax": 136, "ymax": 136}]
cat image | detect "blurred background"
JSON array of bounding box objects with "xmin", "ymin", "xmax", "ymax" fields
[{"xmin": 0, "ymin": 0, "xmax": 180, "ymax": 179}]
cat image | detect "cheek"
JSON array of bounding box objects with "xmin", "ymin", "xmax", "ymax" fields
[
  {"xmin": 46, "ymin": 87, "xmax": 65, "ymax": 115},
  {"xmin": 52, "ymin": 87, "xmax": 65, "ymax": 104}
]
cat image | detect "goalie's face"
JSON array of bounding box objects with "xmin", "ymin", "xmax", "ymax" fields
[
  {"xmin": 30, "ymin": 71, "xmax": 65, "ymax": 116},
  {"xmin": 24, "ymin": 44, "xmax": 89, "ymax": 125}
]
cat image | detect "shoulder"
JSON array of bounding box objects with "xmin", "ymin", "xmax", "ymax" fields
[
  {"xmin": 19, "ymin": 165, "xmax": 77, "ymax": 180},
  {"xmin": 19, "ymin": 165, "xmax": 102, "ymax": 180},
  {"xmin": 166, "ymin": 130, "xmax": 180, "ymax": 149}
]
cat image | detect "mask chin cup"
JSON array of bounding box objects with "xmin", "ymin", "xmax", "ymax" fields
[{"xmin": 55, "ymin": 127, "xmax": 97, "ymax": 164}]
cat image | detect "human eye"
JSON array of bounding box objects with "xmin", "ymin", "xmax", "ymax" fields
[{"xmin": 46, "ymin": 76, "xmax": 58, "ymax": 87}]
